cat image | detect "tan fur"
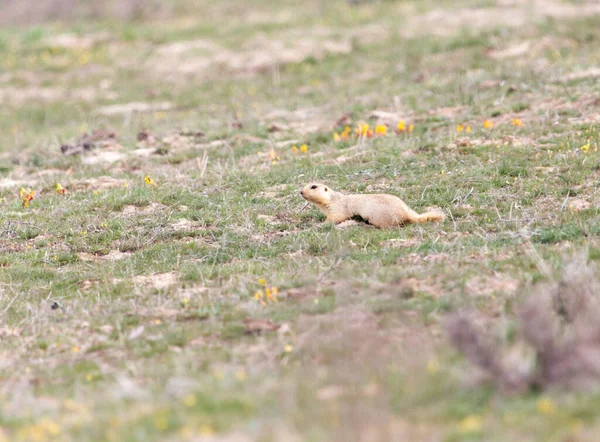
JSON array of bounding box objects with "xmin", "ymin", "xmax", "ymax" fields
[{"xmin": 300, "ymin": 183, "xmax": 444, "ymax": 228}]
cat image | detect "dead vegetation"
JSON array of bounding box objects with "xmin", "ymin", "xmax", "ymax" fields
[{"xmin": 447, "ymin": 256, "xmax": 600, "ymax": 392}]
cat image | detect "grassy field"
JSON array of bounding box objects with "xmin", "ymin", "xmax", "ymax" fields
[{"xmin": 2, "ymin": 0, "xmax": 600, "ymax": 440}]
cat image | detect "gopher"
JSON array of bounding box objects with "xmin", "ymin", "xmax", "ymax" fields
[{"xmin": 300, "ymin": 183, "xmax": 444, "ymax": 228}]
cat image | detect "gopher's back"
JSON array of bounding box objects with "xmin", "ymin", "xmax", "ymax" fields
[{"xmin": 343, "ymin": 194, "xmax": 417, "ymax": 227}]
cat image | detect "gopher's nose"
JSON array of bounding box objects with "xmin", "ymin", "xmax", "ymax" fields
[{"xmin": 300, "ymin": 190, "xmax": 304, "ymax": 196}]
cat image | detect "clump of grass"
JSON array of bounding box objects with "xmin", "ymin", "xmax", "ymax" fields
[{"xmin": 447, "ymin": 256, "xmax": 600, "ymax": 392}]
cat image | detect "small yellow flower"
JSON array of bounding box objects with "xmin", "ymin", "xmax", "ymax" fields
[
  {"xmin": 397, "ymin": 120, "xmax": 406, "ymax": 131},
  {"xmin": 55, "ymin": 183, "xmax": 66, "ymax": 195},
  {"xmin": 359, "ymin": 123, "xmax": 369, "ymax": 136},
  {"xmin": 465, "ymin": 125, "xmax": 472, "ymax": 132},
  {"xmin": 144, "ymin": 175, "xmax": 157, "ymax": 187},
  {"xmin": 86, "ymin": 374, "xmax": 93, "ymax": 381},
  {"xmin": 483, "ymin": 119, "xmax": 494, "ymax": 129},
  {"xmin": 258, "ymin": 278, "xmax": 267, "ymax": 285},
  {"xmin": 236, "ymin": 368, "xmax": 247, "ymax": 382},
  {"xmin": 284, "ymin": 344, "xmax": 293, "ymax": 353},
  {"xmin": 456, "ymin": 124, "xmax": 464, "ymax": 133},
  {"xmin": 154, "ymin": 319, "xmax": 162, "ymax": 325},
  {"xmin": 333, "ymin": 132, "xmax": 341, "ymax": 142},
  {"xmin": 581, "ymin": 143, "xmax": 590, "ymax": 153},
  {"xmin": 199, "ymin": 425, "xmax": 214, "ymax": 436},
  {"xmin": 78, "ymin": 52, "xmax": 90, "ymax": 65},
  {"xmin": 536, "ymin": 398, "xmax": 556, "ymax": 415},
  {"xmin": 513, "ymin": 118, "xmax": 524, "ymax": 127},
  {"xmin": 123, "ymin": 182, "xmax": 129, "ymax": 188},
  {"xmin": 457, "ymin": 415, "xmax": 483, "ymax": 433},
  {"xmin": 291, "ymin": 145, "xmax": 298, "ymax": 153},
  {"xmin": 375, "ymin": 125, "xmax": 387, "ymax": 136},
  {"xmin": 39, "ymin": 418, "xmax": 61, "ymax": 436},
  {"xmin": 154, "ymin": 415, "xmax": 168, "ymax": 430},
  {"xmin": 300, "ymin": 144, "xmax": 308, "ymax": 153},
  {"xmin": 426, "ymin": 359, "xmax": 439, "ymax": 375},
  {"xmin": 19, "ymin": 188, "xmax": 35, "ymax": 208},
  {"xmin": 72, "ymin": 346, "xmax": 80, "ymax": 353},
  {"xmin": 183, "ymin": 394, "xmax": 196, "ymax": 407},
  {"xmin": 408, "ymin": 124, "xmax": 414, "ymax": 132}
]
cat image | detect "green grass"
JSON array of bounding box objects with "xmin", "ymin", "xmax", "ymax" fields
[{"xmin": 2, "ymin": 0, "xmax": 600, "ymax": 441}]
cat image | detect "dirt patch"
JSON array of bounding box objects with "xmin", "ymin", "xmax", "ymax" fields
[
  {"xmin": 95, "ymin": 102, "xmax": 173, "ymax": 116},
  {"xmin": 70, "ymin": 176, "xmax": 129, "ymax": 191},
  {"xmin": 569, "ymin": 199, "xmax": 592, "ymax": 212},
  {"xmin": 149, "ymin": 33, "xmax": 351, "ymax": 80},
  {"xmin": 0, "ymin": 86, "xmax": 117, "ymax": 106},
  {"xmin": 81, "ymin": 150, "xmax": 127, "ymax": 166},
  {"xmin": 122, "ymin": 203, "xmax": 165, "ymax": 215},
  {"xmin": 78, "ymin": 250, "xmax": 132, "ymax": 262},
  {"xmin": 487, "ymin": 37, "xmax": 576, "ymax": 60},
  {"xmin": 382, "ymin": 238, "xmax": 420, "ymax": 249},
  {"xmin": 465, "ymin": 273, "xmax": 520, "ymax": 297},
  {"xmin": 133, "ymin": 272, "xmax": 178, "ymax": 290},
  {"xmin": 403, "ymin": 0, "xmax": 600, "ymax": 38},
  {"xmin": 45, "ymin": 32, "xmax": 111, "ymax": 49},
  {"xmin": 559, "ymin": 68, "xmax": 600, "ymax": 84}
]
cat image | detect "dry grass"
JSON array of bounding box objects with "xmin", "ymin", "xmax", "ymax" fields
[{"xmin": 448, "ymin": 256, "xmax": 600, "ymax": 392}]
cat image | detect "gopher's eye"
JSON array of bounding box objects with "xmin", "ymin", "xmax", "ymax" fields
[
  {"xmin": 324, "ymin": 188, "xmax": 328, "ymax": 191},
  {"xmin": 311, "ymin": 185, "xmax": 318, "ymax": 189}
]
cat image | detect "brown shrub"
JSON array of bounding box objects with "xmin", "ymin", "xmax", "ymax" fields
[{"xmin": 447, "ymin": 256, "xmax": 600, "ymax": 392}]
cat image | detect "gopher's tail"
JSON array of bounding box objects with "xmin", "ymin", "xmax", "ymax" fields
[{"xmin": 412, "ymin": 210, "xmax": 445, "ymax": 224}]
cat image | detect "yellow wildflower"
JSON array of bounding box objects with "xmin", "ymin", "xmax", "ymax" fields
[
  {"xmin": 291, "ymin": 145, "xmax": 298, "ymax": 153},
  {"xmin": 426, "ymin": 359, "xmax": 439, "ymax": 375},
  {"xmin": 483, "ymin": 119, "xmax": 494, "ymax": 129},
  {"xmin": 55, "ymin": 183, "xmax": 66, "ymax": 195},
  {"xmin": 333, "ymin": 132, "xmax": 341, "ymax": 142},
  {"xmin": 72, "ymin": 346, "xmax": 80, "ymax": 353},
  {"xmin": 536, "ymin": 398, "xmax": 556, "ymax": 415},
  {"xmin": 361, "ymin": 123, "xmax": 369, "ymax": 135},
  {"xmin": 581, "ymin": 143, "xmax": 590, "ymax": 153},
  {"xmin": 284, "ymin": 344, "xmax": 293, "ymax": 353},
  {"xmin": 236, "ymin": 369, "xmax": 247, "ymax": 382},
  {"xmin": 39, "ymin": 418, "xmax": 61, "ymax": 436},
  {"xmin": 199, "ymin": 425, "xmax": 214, "ymax": 436},
  {"xmin": 397, "ymin": 120, "xmax": 406, "ymax": 131},
  {"xmin": 154, "ymin": 415, "xmax": 168, "ymax": 430},
  {"xmin": 408, "ymin": 124, "xmax": 414, "ymax": 132},
  {"xmin": 513, "ymin": 118, "xmax": 524, "ymax": 127},
  {"xmin": 457, "ymin": 415, "xmax": 483, "ymax": 433},
  {"xmin": 144, "ymin": 175, "xmax": 157, "ymax": 187},
  {"xmin": 375, "ymin": 125, "xmax": 387, "ymax": 136},
  {"xmin": 19, "ymin": 188, "xmax": 35, "ymax": 208},
  {"xmin": 456, "ymin": 124, "xmax": 464, "ymax": 133},
  {"xmin": 258, "ymin": 278, "xmax": 267, "ymax": 285},
  {"xmin": 465, "ymin": 125, "xmax": 472, "ymax": 132},
  {"xmin": 183, "ymin": 394, "xmax": 196, "ymax": 407},
  {"xmin": 300, "ymin": 144, "xmax": 308, "ymax": 153}
]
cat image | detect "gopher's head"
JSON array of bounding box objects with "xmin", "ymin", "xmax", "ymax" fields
[{"xmin": 300, "ymin": 183, "xmax": 333, "ymax": 207}]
